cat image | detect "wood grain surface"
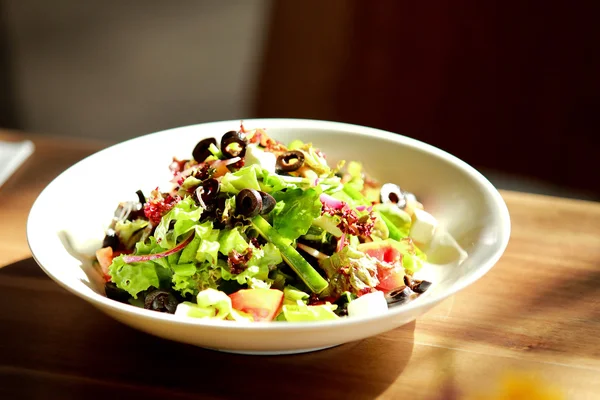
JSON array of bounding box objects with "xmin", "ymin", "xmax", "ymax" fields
[{"xmin": 1, "ymin": 131, "xmax": 599, "ymax": 399}]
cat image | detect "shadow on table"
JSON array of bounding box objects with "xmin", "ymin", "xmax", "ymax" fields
[{"xmin": 0, "ymin": 258, "xmax": 415, "ymax": 400}]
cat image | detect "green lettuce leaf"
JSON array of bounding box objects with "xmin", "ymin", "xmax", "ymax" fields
[
  {"xmin": 259, "ymin": 170, "xmax": 297, "ymax": 193},
  {"xmin": 221, "ymin": 163, "xmax": 301, "ymax": 194},
  {"xmin": 272, "ymin": 188, "xmax": 322, "ymax": 241},
  {"xmin": 218, "ymin": 242, "xmax": 281, "ymax": 287},
  {"xmin": 171, "ymin": 263, "xmax": 197, "ymax": 296},
  {"xmin": 172, "ymin": 263, "xmax": 221, "ymax": 296},
  {"xmin": 318, "ymin": 246, "xmax": 380, "ymax": 297},
  {"xmin": 195, "ymin": 261, "xmax": 224, "ymax": 291},
  {"xmin": 331, "ymin": 189, "xmax": 356, "ymax": 205},
  {"xmin": 171, "ymin": 222, "xmax": 222, "ymax": 296},
  {"xmin": 373, "ymin": 203, "xmax": 412, "ymax": 240},
  {"xmin": 249, "ymin": 242, "xmax": 282, "ymax": 269},
  {"xmin": 109, "ymin": 256, "xmax": 162, "ymax": 298},
  {"xmin": 108, "ymin": 237, "xmax": 174, "ymax": 298},
  {"xmin": 154, "ymin": 197, "xmax": 203, "ymax": 249},
  {"xmin": 344, "ymin": 161, "xmax": 364, "ymax": 192},
  {"xmin": 220, "ymin": 263, "xmax": 269, "ymax": 286},
  {"xmin": 218, "ymin": 227, "xmax": 248, "ymax": 256},
  {"xmin": 178, "ymin": 232, "xmax": 201, "ymax": 265},
  {"xmin": 193, "ymin": 222, "xmax": 221, "ymax": 265},
  {"xmin": 177, "ymin": 176, "xmax": 202, "ymax": 197},
  {"xmin": 220, "ymin": 165, "xmax": 262, "ymax": 194},
  {"xmin": 370, "ymin": 211, "xmax": 389, "ymax": 240},
  {"xmin": 114, "ymin": 219, "xmax": 149, "ymax": 250}
]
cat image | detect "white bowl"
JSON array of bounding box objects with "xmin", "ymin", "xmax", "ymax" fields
[{"xmin": 27, "ymin": 119, "xmax": 510, "ymax": 355}]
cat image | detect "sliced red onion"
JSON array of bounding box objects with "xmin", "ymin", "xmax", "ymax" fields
[
  {"xmin": 319, "ymin": 193, "xmax": 345, "ymax": 210},
  {"xmin": 122, "ymin": 232, "xmax": 195, "ymax": 263},
  {"xmin": 211, "ymin": 156, "xmax": 241, "ymax": 168},
  {"xmin": 354, "ymin": 205, "xmax": 373, "ymax": 212},
  {"xmin": 296, "ymin": 242, "xmax": 329, "ymax": 260},
  {"xmin": 170, "ymin": 163, "xmax": 204, "ymax": 184}
]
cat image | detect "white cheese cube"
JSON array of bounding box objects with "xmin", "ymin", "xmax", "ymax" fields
[
  {"xmin": 245, "ymin": 144, "xmax": 277, "ymax": 174},
  {"xmin": 410, "ymin": 208, "xmax": 438, "ymax": 245},
  {"xmin": 348, "ymin": 291, "xmax": 388, "ymax": 318}
]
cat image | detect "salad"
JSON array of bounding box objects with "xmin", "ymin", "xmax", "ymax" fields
[{"xmin": 96, "ymin": 124, "xmax": 442, "ymax": 322}]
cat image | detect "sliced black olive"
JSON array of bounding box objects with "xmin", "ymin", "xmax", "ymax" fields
[
  {"xmin": 102, "ymin": 229, "xmax": 120, "ymax": 250},
  {"xmin": 236, "ymin": 188, "xmax": 263, "ymax": 218},
  {"xmin": 404, "ymin": 275, "xmax": 431, "ymax": 294},
  {"xmin": 385, "ymin": 285, "xmax": 411, "ymax": 306},
  {"xmin": 192, "ymin": 137, "xmax": 217, "ymax": 162},
  {"xmin": 411, "ymin": 280, "xmax": 432, "ymax": 294},
  {"xmin": 208, "ymin": 196, "xmax": 228, "ymax": 226},
  {"xmin": 200, "ymin": 178, "xmax": 220, "ymax": 202},
  {"xmin": 258, "ymin": 191, "xmax": 276, "ymax": 214},
  {"xmin": 221, "ymin": 130, "xmax": 247, "ymax": 159},
  {"xmin": 104, "ymin": 282, "xmax": 130, "ymax": 303},
  {"xmin": 195, "ymin": 178, "xmax": 220, "ymax": 209},
  {"xmin": 194, "ymin": 164, "xmax": 213, "ymax": 181},
  {"xmin": 144, "ymin": 289, "xmax": 178, "ymax": 314},
  {"xmin": 194, "ymin": 187, "xmax": 207, "ymax": 208},
  {"xmin": 135, "ymin": 190, "xmax": 146, "ymax": 205},
  {"xmin": 380, "ymin": 183, "xmax": 407, "ymax": 208},
  {"xmin": 276, "ymin": 150, "xmax": 305, "ymax": 173}
]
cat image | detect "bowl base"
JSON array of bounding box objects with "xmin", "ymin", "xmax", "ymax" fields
[{"xmin": 205, "ymin": 344, "xmax": 340, "ymax": 356}]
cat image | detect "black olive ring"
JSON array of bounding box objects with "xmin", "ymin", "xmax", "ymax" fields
[
  {"xmin": 221, "ymin": 131, "xmax": 247, "ymax": 159},
  {"xmin": 276, "ymin": 150, "xmax": 305, "ymax": 173},
  {"xmin": 236, "ymin": 188, "xmax": 263, "ymax": 218},
  {"xmin": 192, "ymin": 137, "xmax": 217, "ymax": 162},
  {"xmin": 200, "ymin": 178, "xmax": 220, "ymax": 202},
  {"xmin": 384, "ymin": 285, "xmax": 411, "ymax": 306},
  {"xmin": 235, "ymin": 189, "xmax": 278, "ymax": 218},
  {"xmin": 144, "ymin": 289, "xmax": 178, "ymax": 314},
  {"xmin": 380, "ymin": 183, "xmax": 407, "ymax": 209}
]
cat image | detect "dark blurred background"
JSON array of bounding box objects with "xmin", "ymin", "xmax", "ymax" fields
[{"xmin": 0, "ymin": 0, "xmax": 598, "ymax": 199}]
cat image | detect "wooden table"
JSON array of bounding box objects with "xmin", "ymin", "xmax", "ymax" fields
[{"xmin": 1, "ymin": 131, "xmax": 599, "ymax": 399}]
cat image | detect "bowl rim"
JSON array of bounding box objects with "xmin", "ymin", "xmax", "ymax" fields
[{"xmin": 27, "ymin": 118, "xmax": 511, "ymax": 331}]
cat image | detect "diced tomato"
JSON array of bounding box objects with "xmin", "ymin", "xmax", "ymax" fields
[
  {"xmin": 358, "ymin": 242, "xmax": 401, "ymax": 263},
  {"xmin": 229, "ymin": 289, "xmax": 284, "ymax": 322},
  {"xmin": 95, "ymin": 247, "xmax": 114, "ymax": 282},
  {"xmin": 358, "ymin": 242, "xmax": 405, "ymax": 292},
  {"xmin": 375, "ymin": 263, "xmax": 405, "ymax": 291}
]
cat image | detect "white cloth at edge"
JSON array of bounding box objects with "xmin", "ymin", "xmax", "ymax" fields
[{"xmin": 0, "ymin": 140, "xmax": 35, "ymax": 188}]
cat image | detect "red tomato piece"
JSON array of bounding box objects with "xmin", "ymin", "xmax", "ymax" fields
[
  {"xmin": 358, "ymin": 242, "xmax": 405, "ymax": 292},
  {"xmin": 229, "ymin": 289, "xmax": 284, "ymax": 322},
  {"xmin": 95, "ymin": 247, "xmax": 114, "ymax": 282}
]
